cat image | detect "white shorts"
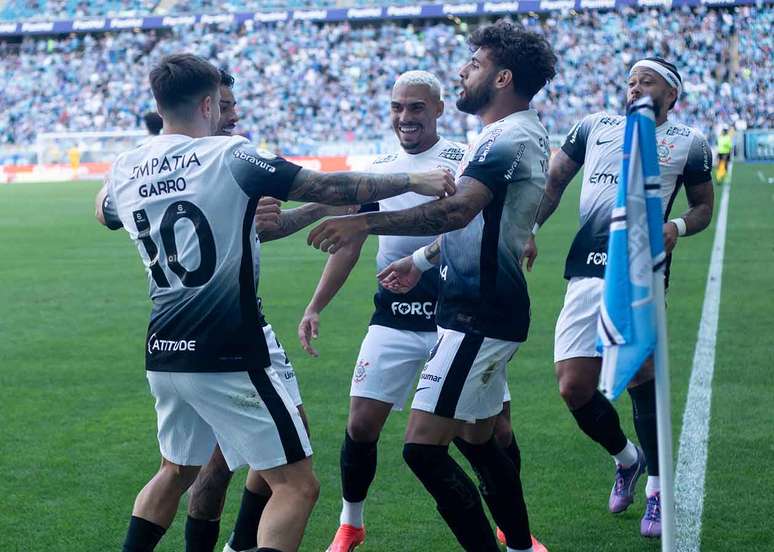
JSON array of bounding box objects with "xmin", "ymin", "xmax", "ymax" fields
[
  {"xmin": 147, "ymin": 368, "xmax": 312, "ymax": 472},
  {"xmin": 264, "ymin": 324, "xmax": 303, "ymax": 407},
  {"xmin": 554, "ymin": 277, "xmax": 604, "ymax": 363},
  {"xmin": 411, "ymin": 326, "xmax": 520, "ymax": 422},
  {"xmin": 350, "ymin": 325, "xmax": 438, "ymax": 411}
]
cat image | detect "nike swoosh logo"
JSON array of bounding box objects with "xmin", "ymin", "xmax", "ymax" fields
[
  {"xmin": 596, "ymin": 138, "xmax": 615, "ymax": 145},
  {"xmin": 416, "ymin": 387, "xmax": 430, "ymax": 392}
]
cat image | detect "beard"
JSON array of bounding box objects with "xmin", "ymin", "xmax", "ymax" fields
[{"xmin": 456, "ymin": 81, "xmax": 494, "ymax": 115}]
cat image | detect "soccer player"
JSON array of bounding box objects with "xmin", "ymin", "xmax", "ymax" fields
[
  {"xmin": 184, "ymin": 68, "xmax": 355, "ymax": 552},
  {"xmin": 308, "ymin": 21, "xmax": 556, "ymax": 552},
  {"xmin": 523, "ymin": 57, "xmax": 714, "ymax": 538},
  {"xmin": 295, "ymin": 70, "xmax": 472, "ymax": 552},
  {"xmin": 95, "ymin": 53, "xmax": 454, "ymax": 552}
]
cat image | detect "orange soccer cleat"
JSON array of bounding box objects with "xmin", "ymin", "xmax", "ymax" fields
[
  {"xmin": 496, "ymin": 527, "xmax": 549, "ymax": 552},
  {"xmin": 325, "ymin": 523, "xmax": 366, "ymax": 552}
]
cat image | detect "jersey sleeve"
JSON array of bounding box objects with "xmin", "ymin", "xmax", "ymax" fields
[
  {"xmin": 461, "ymin": 130, "xmax": 526, "ymax": 193},
  {"xmin": 560, "ymin": 115, "xmax": 596, "ymax": 165},
  {"xmin": 683, "ymin": 133, "xmax": 713, "ymax": 186},
  {"xmin": 102, "ymin": 173, "xmax": 123, "ymax": 230},
  {"xmin": 226, "ymin": 142, "xmax": 302, "ymax": 200}
]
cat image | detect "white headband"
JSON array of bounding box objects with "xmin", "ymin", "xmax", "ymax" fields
[{"xmin": 630, "ymin": 59, "xmax": 683, "ymax": 98}]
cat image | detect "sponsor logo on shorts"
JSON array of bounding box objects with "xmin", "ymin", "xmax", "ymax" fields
[
  {"xmin": 481, "ymin": 361, "xmax": 497, "ymax": 384},
  {"xmin": 147, "ymin": 333, "xmax": 196, "ymax": 354},
  {"xmin": 391, "ymin": 301, "xmax": 434, "ymax": 319},
  {"xmin": 283, "ymin": 370, "xmax": 296, "ymax": 380},
  {"xmin": 353, "ymin": 360, "xmax": 369, "ymax": 384},
  {"xmin": 420, "ymin": 372, "xmax": 443, "ymax": 383}
]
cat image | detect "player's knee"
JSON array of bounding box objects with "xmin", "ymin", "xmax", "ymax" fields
[
  {"xmin": 160, "ymin": 460, "xmax": 200, "ymax": 489},
  {"xmin": 292, "ymin": 472, "xmax": 320, "ymax": 505},
  {"xmin": 558, "ymin": 376, "xmax": 596, "ymax": 410},
  {"xmin": 347, "ymin": 417, "xmax": 382, "ymax": 443}
]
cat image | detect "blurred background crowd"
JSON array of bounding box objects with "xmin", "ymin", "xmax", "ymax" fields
[{"xmin": 0, "ymin": 3, "xmax": 771, "ymax": 156}]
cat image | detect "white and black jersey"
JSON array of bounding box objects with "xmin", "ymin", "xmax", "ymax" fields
[
  {"xmin": 106, "ymin": 134, "xmax": 302, "ymax": 373},
  {"xmin": 437, "ymin": 109, "xmax": 550, "ymax": 343},
  {"xmin": 362, "ymin": 138, "xmax": 465, "ymax": 332},
  {"xmin": 561, "ymin": 112, "xmax": 712, "ymax": 279}
]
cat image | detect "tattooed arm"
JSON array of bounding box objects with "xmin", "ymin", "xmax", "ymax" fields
[
  {"xmin": 521, "ymin": 149, "xmax": 582, "ymax": 272},
  {"xmin": 259, "ymin": 202, "xmax": 355, "ymax": 242},
  {"xmin": 308, "ymin": 176, "xmax": 492, "ymax": 253},
  {"xmin": 286, "ymin": 167, "xmax": 455, "ymax": 205},
  {"xmin": 535, "ymin": 149, "xmax": 582, "ymax": 227}
]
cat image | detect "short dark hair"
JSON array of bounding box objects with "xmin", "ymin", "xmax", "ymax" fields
[
  {"xmin": 149, "ymin": 53, "xmax": 221, "ymax": 116},
  {"xmin": 219, "ymin": 68, "xmax": 235, "ymax": 88},
  {"xmin": 641, "ymin": 56, "xmax": 682, "ymax": 109},
  {"xmin": 143, "ymin": 111, "xmax": 163, "ymax": 135},
  {"xmin": 468, "ymin": 20, "xmax": 557, "ymax": 101}
]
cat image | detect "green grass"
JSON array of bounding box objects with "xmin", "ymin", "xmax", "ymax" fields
[{"xmin": 0, "ymin": 163, "xmax": 772, "ymax": 551}]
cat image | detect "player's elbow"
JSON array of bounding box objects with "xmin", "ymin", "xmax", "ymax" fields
[{"xmin": 445, "ymin": 203, "xmax": 479, "ymax": 231}]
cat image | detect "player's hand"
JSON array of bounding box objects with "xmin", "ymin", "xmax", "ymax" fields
[
  {"xmin": 377, "ymin": 255, "xmax": 422, "ymax": 294},
  {"xmin": 255, "ymin": 197, "xmax": 282, "ymax": 231},
  {"xmin": 408, "ymin": 168, "xmax": 456, "ymax": 199},
  {"xmin": 307, "ymin": 215, "xmax": 368, "ymax": 254},
  {"xmin": 298, "ymin": 309, "xmax": 321, "ymax": 357},
  {"xmin": 522, "ymin": 235, "xmax": 538, "ymax": 272},
  {"xmin": 663, "ymin": 221, "xmax": 679, "ymax": 254}
]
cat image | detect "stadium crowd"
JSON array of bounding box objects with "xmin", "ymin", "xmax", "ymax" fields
[{"xmin": 0, "ymin": 6, "xmax": 771, "ymax": 155}]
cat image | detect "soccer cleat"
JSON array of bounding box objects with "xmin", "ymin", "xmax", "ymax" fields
[
  {"xmin": 326, "ymin": 523, "xmax": 366, "ymax": 552},
  {"xmin": 640, "ymin": 492, "xmax": 662, "ymax": 538},
  {"xmin": 223, "ymin": 540, "xmax": 258, "ymax": 552},
  {"xmin": 495, "ymin": 528, "xmax": 549, "ymax": 551},
  {"xmin": 608, "ymin": 447, "xmax": 645, "ymax": 513}
]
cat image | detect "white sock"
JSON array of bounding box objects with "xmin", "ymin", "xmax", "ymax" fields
[
  {"xmin": 646, "ymin": 476, "xmax": 660, "ymax": 497},
  {"xmin": 507, "ymin": 547, "xmax": 533, "ymax": 552},
  {"xmin": 340, "ymin": 498, "xmax": 365, "ymax": 528},
  {"xmin": 613, "ymin": 440, "xmax": 638, "ymax": 468}
]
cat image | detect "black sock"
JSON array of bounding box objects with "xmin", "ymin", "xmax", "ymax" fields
[
  {"xmin": 629, "ymin": 380, "xmax": 659, "ymax": 475},
  {"xmin": 403, "ymin": 443, "xmax": 499, "ymax": 552},
  {"xmin": 455, "ymin": 437, "xmax": 531, "ymax": 550},
  {"xmin": 185, "ymin": 516, "xmax": 220, "ymax": 552},
  {"xmin": 499, "ymin": 431, "xmax": 522, "ymax": 474},
  {"xmin": 340, "ymin": 430, "xmax": 378, "ymax": 503},
  {"xmin": 230, "ymin": 487, "xmax": 270, "ymax": 551},
  {"xmin": 571, "ymin": 390, "xmax": 628, "ymax": 456},
  {"xmin": 123, "ymin": 516, "xmax": 166, "ymax": 552}
]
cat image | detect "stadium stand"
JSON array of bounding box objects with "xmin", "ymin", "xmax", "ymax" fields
[{"xmin": 0, "ymin": 6, "xmax": 771, "ymax": 157}]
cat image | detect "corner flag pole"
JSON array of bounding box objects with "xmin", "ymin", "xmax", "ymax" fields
[{"xmin": 653, "ymin": 273, "xmax": 675, "ymax": 551}]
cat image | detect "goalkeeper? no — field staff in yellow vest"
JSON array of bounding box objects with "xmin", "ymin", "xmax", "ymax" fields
[{"xmin": 716, "ymin": 127, "xmax": 733, "ymax": 182}]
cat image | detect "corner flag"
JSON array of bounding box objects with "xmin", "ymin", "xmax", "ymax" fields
[{"xmin": 597, "ymin": 97, "xmax": 667, "ymax": 400}]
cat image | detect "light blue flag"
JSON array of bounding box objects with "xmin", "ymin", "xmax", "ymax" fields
[{"xmin": 598, "ymin": 97, "xmax": 667, "ymax": 400}]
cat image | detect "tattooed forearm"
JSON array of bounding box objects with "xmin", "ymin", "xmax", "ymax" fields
[
  {"xmin": 364, "ymin": 194, "xmax": 477, "ymax": 236},
  {"xmin": 537, "ymin": 150, "xmax": 581, "ymax": 226},
  {"xmin": 680, "ymin": 180, "xmax": 714, "ymax": 236},
  {"xmin": 259, "ymin": 204, "xmax": 327, "ymax": 242},
  {"xmin": 288, "ymin": 168, "xmax": 411, "ymax": 205},
  {"xmin": 424, "ymin": 237, "xmax": 442, "ymax": 263}
]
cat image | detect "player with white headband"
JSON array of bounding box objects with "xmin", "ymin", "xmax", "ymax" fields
[{"xmin": 521, "ymin": 56, "xmax": 715, "ymax": 539}]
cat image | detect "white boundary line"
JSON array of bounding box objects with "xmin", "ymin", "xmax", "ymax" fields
[{"xmin": 674, "ymin": 180, "xmax": 731, "ymax": 551}]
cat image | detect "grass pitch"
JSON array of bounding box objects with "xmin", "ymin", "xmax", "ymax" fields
[{"xmin": 1, "ymin": 163, "xmax": 772, "ymax": 551}]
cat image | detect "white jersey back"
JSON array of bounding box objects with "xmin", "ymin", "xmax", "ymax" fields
[
  {"xmin": 561, "ymin": 112, "xmax": 712, "ymax": 279},
  {"xmin": 365, "ymin": 137, "xmax": 465, "ymax": 332},
  {"xmin": 105, "ymin": 134, "xmax": 302, "ymax": 372}
]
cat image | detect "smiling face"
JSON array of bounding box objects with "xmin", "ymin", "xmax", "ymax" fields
[
  {"xmin": 626, "ymin": 67, "xmax": 677, "ymax": 120},
  {"xmin": 216, "ymin": 85, "xmax": 239, "ymax": 136},
  {"xmin": 456, "ymin": 47, "xmax": 498, "ymax": 116},
  {"xmin": 390, "ymin": 82, "xmax": 443, "ymax": 154}
]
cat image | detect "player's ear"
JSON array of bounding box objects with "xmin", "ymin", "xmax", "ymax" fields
[
  {"xmin": 436, "ymin": 99, "xmax": 445, "ymax": 118},
  {"xmin": 201, "ymin": 95, "xmax": 212, "ymax": 120},
  {"xmin": 496, "ymin": 69, "xmax": 513, "ymax": 91}
]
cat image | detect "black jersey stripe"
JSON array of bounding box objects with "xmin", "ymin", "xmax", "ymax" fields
[
  {"xmin": 479, "ymin": 184, "xmax": 507, "ymax": 310},
  {"xmin": 434, "ymin": 333, "xmax": 485, "ymax": 419},
  {"xmin": 239, "ymin": 196, "xmax": 271, "ymax": 368},
  {"xmin": 247, "ymin": 369, "xmax": 307, "ymax": 464}
]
